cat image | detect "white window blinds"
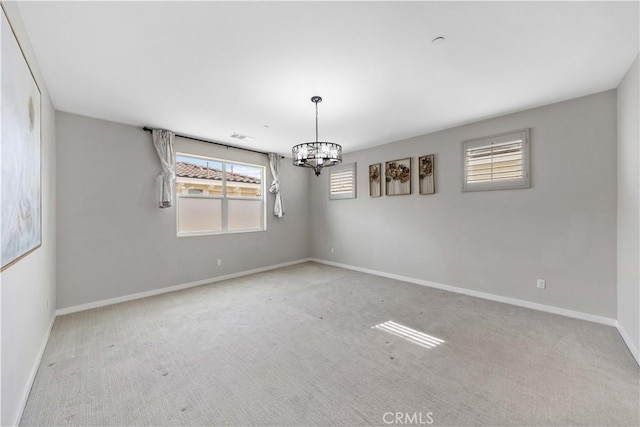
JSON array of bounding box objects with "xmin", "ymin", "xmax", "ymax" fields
[
  {"xmin": 329, "ymin": 163, "xmax": 357, "ymax": 200},
  {"xmin": 462, "ymin": 129, "xmax": 530, "ymax": 192}
]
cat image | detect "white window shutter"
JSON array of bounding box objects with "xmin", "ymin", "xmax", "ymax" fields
[
  {"xmin": 462, "ymin": 129, "xmax": 530, "ymax": 192},
  {"xmin": 330, "ymin": 163, "xmax": 357, "ymax": 200}
]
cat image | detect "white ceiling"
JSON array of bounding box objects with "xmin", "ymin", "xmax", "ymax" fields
[{"xmin": 17, "ymin": 1, "xmax": 640, "ymax": 156}]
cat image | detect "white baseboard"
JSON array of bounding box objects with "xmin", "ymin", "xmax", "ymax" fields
[
  {"xmin": 13, "ymin": 314, "xmax": 55, "ymax": 426},
  {"xmin": 56, "ymin": 258, "xmax": 312, "ymax": 316},
  {"xmin": 310, "ymin": 258, "xmax": 617, "ymax": 327},
  {"xmin": 616, "ymin": 322, "xmax": 640, "ymax": 366}
]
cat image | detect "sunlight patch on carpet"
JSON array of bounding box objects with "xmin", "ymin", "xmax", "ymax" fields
[{"xmin": 372, "ymin": 320, "xmax": 444, "ymax": 349}]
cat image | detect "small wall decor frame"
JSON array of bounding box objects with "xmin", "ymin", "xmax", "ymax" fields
[
  {"xmin": 385, "ymin": 158, "xmax": 411, "ymax": 196},
  {"xmin": 418, "ymin": 154, "xmax": 435, "ymax": 195},
  {"xmin": 369, "ymin": 163, "xmax": 382, "ymax": 197},
  {"xmin": 1, "ymin": 7, "xmax": 42, "ymax": 271}
]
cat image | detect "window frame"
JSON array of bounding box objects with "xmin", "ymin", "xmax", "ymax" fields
[
  {"xmin": 175, "ymin": 152, "xmax": 266, "ymax": 237},
  {"xmin": 329, "ymin": 162, "xmax": 357, "ymax": 200},
  {"xmin": 461, "ymin": 128, "xmax": 530, "ymax": 192}
]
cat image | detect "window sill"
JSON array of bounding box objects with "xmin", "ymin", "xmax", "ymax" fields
[{"xmin": 177, "ymin": 228, "xmax": 266, "ymax": 238}]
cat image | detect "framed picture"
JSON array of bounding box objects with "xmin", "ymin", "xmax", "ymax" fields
[
  {"xmin": 1, "ymin": 8, "xmax": 42, "ymax": 271},
  {"xmin": 385, "ymin": 158, "xmax": 411, "ymax": 196},
  {"xmin": 369, "ymin": 163, "xmax": 381, "ymax": 197},
  {"xmin": 419, "ymin": 154, "xmax": 435, "ymax": 195}
]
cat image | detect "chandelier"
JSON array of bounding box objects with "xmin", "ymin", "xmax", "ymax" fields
[{"xmin": 292, "ymin": 96, "xmax": 342, "ymax": 176}]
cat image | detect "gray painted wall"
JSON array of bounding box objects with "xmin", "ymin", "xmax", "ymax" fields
[
  {"xmin": 56, "ymin": 112, "xmax": 311, "ymax": 309},
  {"xmin": 617, "ymin": 54, "xmax": 639, "ymax": 361},
  {"xmin": 0, "ymin": 3, "xmax": 56, "ymax": 426},
  {"xmin": 310, "ymin": 91, "xmax": 618, "ymax": 319}
]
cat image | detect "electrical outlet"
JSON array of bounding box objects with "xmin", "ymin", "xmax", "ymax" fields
[
  {"xmin": 537, "ymin": 279, "xmax": 546, "ymax": 289},
  {"xmin": 47, "ymin": 298, "xmax": 50, "ymax": 309},
  {"xmin": 217, "ymin": 259, "xmax": 222, "ymax": 266},
  {"xmin": 330, "ymin": 248, "xmax": 334, "ymax": 254}
]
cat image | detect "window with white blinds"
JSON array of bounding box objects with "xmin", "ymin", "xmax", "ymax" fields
[
  {"xmin": 329, "ymin": 162, "xmax": 357, "ymax": 200},
  {"xmin": 462, "ymin": 129, "xmax": 530, "ymax": 192}
]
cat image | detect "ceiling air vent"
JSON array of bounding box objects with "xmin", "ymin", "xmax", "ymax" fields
[{"xmin": 230, "ymin": 133, "xmax": 254, "ymax": 141}]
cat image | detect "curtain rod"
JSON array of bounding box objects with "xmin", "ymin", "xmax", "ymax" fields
[{"xmin": 142, "ymin": 127, "xmax": 284, "ymax": 159}]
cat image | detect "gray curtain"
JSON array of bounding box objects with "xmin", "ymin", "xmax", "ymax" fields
[
  {"xmin": 268, "ymin": 153, "xmax": 285, "ymax": 217},
  {"xmin": 152, "ymin": 129, "xmax": 176, "ymax": 208}
]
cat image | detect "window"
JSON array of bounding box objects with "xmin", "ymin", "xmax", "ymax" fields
[
  {"xmin": 462, "ymin": 128, "xmax": 530, "ymax": 192},
  {"xmin": 175, "ymin": 154, "xmax": 265, "ymax": 235},
  {"xmin": 329, "ymin": 162, "xmax": 356, "ymax": 199}
]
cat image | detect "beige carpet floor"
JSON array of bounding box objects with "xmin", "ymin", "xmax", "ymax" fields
[{"xmin": 21, "ymin": 262, "xmax": 639, "ymax": 426}]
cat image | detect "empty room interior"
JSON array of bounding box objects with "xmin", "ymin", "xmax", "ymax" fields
[{"xmin": 1, "ymin": 1, "xmax": 640, "ymax": 426}]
